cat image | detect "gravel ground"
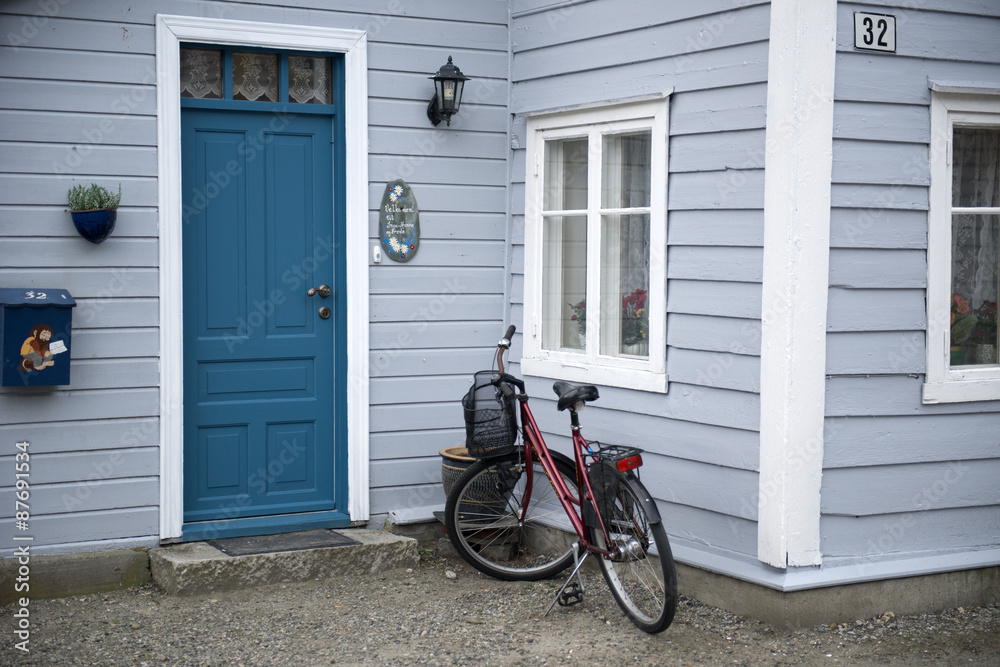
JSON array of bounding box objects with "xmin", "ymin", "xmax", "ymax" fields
[{"xmin": 2, "ymin": 544, "xmax": 998, "ymax": 666}]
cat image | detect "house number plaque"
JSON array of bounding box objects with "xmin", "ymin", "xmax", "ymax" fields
[{"xmin": 379, "ymin": 179, "xmax": 420, "ymax": 263}]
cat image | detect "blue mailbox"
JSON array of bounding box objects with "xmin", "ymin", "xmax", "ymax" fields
[{"xmin": 0, "ymin": 288, "xmax": 76, "ymax": 387}]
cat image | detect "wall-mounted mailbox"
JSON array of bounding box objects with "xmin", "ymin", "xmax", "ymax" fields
[{"xmin": 0, "ymin": 288, "xmax": 76, "ymax": 387}]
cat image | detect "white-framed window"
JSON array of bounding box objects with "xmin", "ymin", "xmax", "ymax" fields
[
  {"xmin": 522, "ymin": 98, "xmax": 668, "ymax": 393},
  {"xmin": 924, "ymin": 87, "xmax": 1000, "ymax": 404}
]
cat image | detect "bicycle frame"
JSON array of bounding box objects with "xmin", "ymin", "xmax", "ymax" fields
[{"xmin": 516, "ymin": 399, "xmax": 616, "ymax": 558}]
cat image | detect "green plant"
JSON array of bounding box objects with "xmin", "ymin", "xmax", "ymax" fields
[{"xmin": 68, "ymin": 183, "xmax": 121, "ymax": 211}]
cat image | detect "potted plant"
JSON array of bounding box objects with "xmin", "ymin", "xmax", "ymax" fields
[{"xmin": 68, "ymin": 183, "xmax": 121, "ymax": 244}]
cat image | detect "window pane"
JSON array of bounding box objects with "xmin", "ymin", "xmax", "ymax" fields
[
  {"xmin": 542, "ymin": 215, "xmax": 587, "ymax": 351},
  {"xmin": 600, "ymin": 214, "xmax": 650, "ymax": 357},
  {"xmin": 951, "ymin": 213, "xmax": 999, "ymax": 366},
  {"xmin": 602, "ymin": 131, "xmax": 651, "ymax": 209},
  {"xmin": 543, "ymin": 138, "xmax": 588, "ymax": 211},
  {"xmin": 952, "ymin": 128, "xmax": 1000, "ymax": 208},
  {"xmin": 289, "ymin": 56, "xmax": 332, "ymax": 104},
  {"xmin": 233, "ymin": 52, "xmax": 278, "ymax": 102},
  {"xmin": 180, "ymin": 48, "xmax": 223, "ymax": 99}
]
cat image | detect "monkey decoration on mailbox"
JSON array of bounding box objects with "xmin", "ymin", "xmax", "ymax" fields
[{"xmin": 20, "ymin": 323, "xmax": 64, "ymax": 372}]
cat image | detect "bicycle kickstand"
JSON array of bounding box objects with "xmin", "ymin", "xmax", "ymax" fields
[{"xmin": 545, "ymin": 542, "xmax": 590, "ymax": 615}]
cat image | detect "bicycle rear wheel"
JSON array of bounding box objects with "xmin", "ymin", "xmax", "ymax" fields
[
  {"xmin": 590, "ymin": 473, "xmax": 677, "ymax": 633},
  {"xmin": 445, "ymin": 451, "xmax": 578, "ymax": 581}
]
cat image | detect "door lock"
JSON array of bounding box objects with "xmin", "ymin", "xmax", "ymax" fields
[
  {"xmin": 318, "ymin": 306, "xmax": 331, "ymax": 319},
  {"xmin": 307, "ymin": 284, "xmax": 332, "ymax": 298}
]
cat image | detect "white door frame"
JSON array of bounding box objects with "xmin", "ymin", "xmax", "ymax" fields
[{"xmin": 155, "ymin": 15, "xmax": 370, "ymax": 540}]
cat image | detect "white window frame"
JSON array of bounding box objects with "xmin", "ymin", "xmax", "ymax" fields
[
  {"xmin": 924, "ymin": 87, "xmax": 1000, "ymax": 404},
  {"xmin": 522, "ymin": 98, "xmax": 668, "ymax": 393}
]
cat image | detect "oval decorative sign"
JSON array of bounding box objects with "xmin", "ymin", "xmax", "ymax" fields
[{"xmin": 379, "ymin": 179, "xmax": 419, "ymax": 263}]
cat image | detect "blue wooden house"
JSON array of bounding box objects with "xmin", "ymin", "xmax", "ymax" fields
[{"xmin": 1, "ymin": 0, "xmax": 997, "ymax": 621}]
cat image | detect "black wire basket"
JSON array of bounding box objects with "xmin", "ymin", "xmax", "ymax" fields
[{"xmin": 462, "ymin": 370, "xmax": 518, "ymax": 458}]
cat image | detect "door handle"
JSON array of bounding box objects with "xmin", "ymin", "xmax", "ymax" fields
[{"xmin": 307, "ymin": 284, "xmax": 332, "ymax": 298}]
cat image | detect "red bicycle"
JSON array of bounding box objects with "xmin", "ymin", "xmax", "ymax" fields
[{"xmin": 445, "ymin": 325, "xmax": 677, "ymax": 633}]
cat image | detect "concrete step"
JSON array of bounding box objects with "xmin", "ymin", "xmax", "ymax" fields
[{"xmin": 150, "ymin": 529, "xmax": 418, "ymax": 595}]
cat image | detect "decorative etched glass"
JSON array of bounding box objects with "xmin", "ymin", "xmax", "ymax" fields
[
  {"xmin": 180, "ymin": 48, "xmax": 223, "ymax": 99},
  {"xmin": 289, "ymin": 56, "xmax": 332, "ymax": 104},
  {"xmin": 233, "ymin": 52, "xmax": 278, "ymax": 102}
]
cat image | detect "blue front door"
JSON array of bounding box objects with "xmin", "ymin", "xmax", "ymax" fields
[{"xmin": 181, "ymin": 107, "xmax": 348, "ymax": 539}]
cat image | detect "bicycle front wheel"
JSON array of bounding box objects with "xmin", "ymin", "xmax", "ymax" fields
[
  {"xmin": 445, "ymin": 452, "xmax": 579, "ymax": 581},
  {"xmin": 590, "ymin": 474, "xmax": 677, "ymax": 633}
]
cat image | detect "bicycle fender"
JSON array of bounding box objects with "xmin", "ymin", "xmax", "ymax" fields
[{"xmin": 622, "ymin": 473, "xmax": 662, "ymax": 524}]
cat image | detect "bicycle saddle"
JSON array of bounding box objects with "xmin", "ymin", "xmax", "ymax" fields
[{"xmin": 552, "ymin": 381, "xmax": 600, "ymax": 411}]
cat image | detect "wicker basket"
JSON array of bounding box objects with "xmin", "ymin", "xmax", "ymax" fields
[{"xmin": 461, "ymin": 371, "xmax": 518, "ymax": 458}]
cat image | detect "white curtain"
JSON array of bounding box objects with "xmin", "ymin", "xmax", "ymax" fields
[{"xmin": 952, "ymin": 128, "xmax": 999, "ymax": 308}]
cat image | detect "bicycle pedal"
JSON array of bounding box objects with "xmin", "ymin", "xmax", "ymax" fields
[{"xmin": 558, "ymin": 583, "xmax": 583, "ymax": 607}]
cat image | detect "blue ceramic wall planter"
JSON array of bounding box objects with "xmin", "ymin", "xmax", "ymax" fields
[
  {"xmin": 71, "ymin": 209, "xmax": 117, "ymax": 244},
  {"xmin": 67, "ymin": 183, "xmax": 121, "ymax": 244}
]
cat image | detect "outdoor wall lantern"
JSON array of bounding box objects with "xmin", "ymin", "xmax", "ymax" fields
[{"xmin": 427, "ymin": 56, "xmax": 470, "ymax": 126}]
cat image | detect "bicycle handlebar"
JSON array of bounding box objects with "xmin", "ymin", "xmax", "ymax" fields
[{"xmin": 497, "ymin": 325, "xmax": 516, "ymax": 374}]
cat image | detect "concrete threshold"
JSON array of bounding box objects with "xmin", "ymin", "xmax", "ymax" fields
[{"xmin": 150, "ymin": 529, "xmax": 419, "ymax": 596}]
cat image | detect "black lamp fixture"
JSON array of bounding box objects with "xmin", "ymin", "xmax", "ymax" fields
[{"xmin": 427, "ymin": 56, "xmax": 470, "ymax": 126}]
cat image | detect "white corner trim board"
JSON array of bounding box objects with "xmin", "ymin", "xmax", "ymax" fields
[
  {"xmin": 155, "ymin": 15, "xmax": 370, "ymax": 540},
  {"xmin": 758, "ymin": 0, "xmax": 838, "ymax": 569}
]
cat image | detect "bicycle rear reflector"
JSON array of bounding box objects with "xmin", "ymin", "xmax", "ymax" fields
[{"xmin": 616, "ymin": 454, "xmax": 642, "ymax": 472}]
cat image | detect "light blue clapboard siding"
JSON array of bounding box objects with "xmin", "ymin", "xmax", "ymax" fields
[
  {"xmin": 371, "ymin": 428, "xmax": 463, "ymax": 462},
  {"xmin": 1, "ymin": 209, "xmax": 159, "ymax": 238},
  {"xmin": 0, "ymin": 268, "xmax": 158, "ymax": 297},
  {"xmin": 823, "ymin": 2, "xmax": 1000, "ymax": 567},
  {"xmin": 827, "ymin": 332, "xmax": 926, "ymax": 375},
  {"xmin": 822, "ymin": 506, "xmax": 1000, "ymax": 559},
  {"xmin": 670, "ymin": 83, "xmax": 767, "ymax": 136},
  {"xmin": 0, "ymin": 418, "xmax": 159, "ymax": 454},
  {"xmin": 668, "ymin": 210, "xmax": 764, "ymax": 247},
  {"xmin": 827, "ymin": 376, "xmax": 1000, "ymax": 417},
  {"xmin": 824, "ymin": 414, "xmax": 1000, "ymax": 468},
  {"xmin": 0, "ymin": 508, "xmax": 159, "ymax": 555},
  {"xmin": 507, "ymin": 0, "xmax": 771, "ymax": 563},
  {"xmin": 667, "ymin": 314, "xmax": 761, "ymax": 356},
  {"xmin": 0, "ymin": 477, "xmax": 158, "ymax": 518},
  {"xmin": 369, "ymin": 212, "xmax": 507, "ymax": 241},
  {"xmin": 827, "ymin": 288, "xmax": 926, "ymax": 332},
  {"xmin": 0, "ymin": 447, "xmax": 158, "ymax": 485},
  {"xmin": 0, "ymin": 1, "xmax": 511, "ymax": 546},
  {"xmin": 370, "ymin": 375, "xmax": 471, "ymax": 406},
  {"xmin": 828, "ymin": 208, "xmax": 927, "ymax": 250},
  {"xmin": 822, "ymin": 459, "xmax": 1000, "ymax": 516},
  {"xmin": 369, "ymin": 321, "xmax": 502, "ymax": 350}
]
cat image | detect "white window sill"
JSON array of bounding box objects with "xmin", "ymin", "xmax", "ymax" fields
[
  {"xmin": 922, "ymin": 378, "xmax": 1000, "ymax": 404},
  {"xmin": 522, "ymin": 356, "xmax": 668, "ymax": 394}
]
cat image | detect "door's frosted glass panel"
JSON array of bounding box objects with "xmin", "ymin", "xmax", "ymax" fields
[
  {"xmin": 233, "ymin": 52, "xmax": 278, "ymax": 102},
  {"xmin": 289, "ymin": 56, "xmax": 332, "ymax": 104},
  {"xmin": 180, "ymin": 48, "xmax": 223, "ymax": 99}
]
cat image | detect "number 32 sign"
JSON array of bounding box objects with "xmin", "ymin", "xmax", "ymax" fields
[{"xmin": 854, "ymin": 12, "xmax": 896, "ymax": 53}]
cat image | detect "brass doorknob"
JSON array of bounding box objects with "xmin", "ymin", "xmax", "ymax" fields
[{"xmin": 307, "ymin": 284, "xmax": 332, "ymax": 298}]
